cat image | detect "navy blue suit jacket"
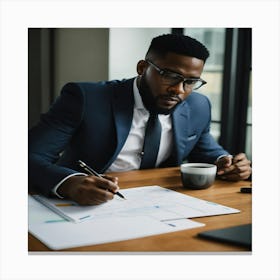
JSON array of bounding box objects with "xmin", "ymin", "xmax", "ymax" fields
[{"xmin": 29, "ymin": 78, "xmax": 229, "ymax": 196}]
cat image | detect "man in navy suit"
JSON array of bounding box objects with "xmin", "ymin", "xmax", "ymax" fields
[{"xmin": 29, "ymin": 34, "xmax": 251, "ymax": 205}]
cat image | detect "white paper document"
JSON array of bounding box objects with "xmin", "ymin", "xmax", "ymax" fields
[
  {"xmin": 32, "ymin": 185, "xmax": 240, "ymax": 223},
  {"xmin": 29, "ymin": 185, "xmax": 240, "ymax": 250},
  {"xmin": 29, "ymin": 195, "xmax": 204, "ymax": 250}
]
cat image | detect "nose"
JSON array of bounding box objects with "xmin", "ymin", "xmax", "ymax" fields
[{"xmin": 167, "ymin": 81, "xmax": 186, "ymax": 95}]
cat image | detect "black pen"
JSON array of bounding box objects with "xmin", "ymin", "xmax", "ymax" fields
[{"xmin": 78, "ymin": 160, "xmax": 126, "ymax": 200}]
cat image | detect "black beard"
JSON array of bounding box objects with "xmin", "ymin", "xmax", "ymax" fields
[{"xmin": 137, "ymin": 74, "xmax": 181, "ymax": 115}]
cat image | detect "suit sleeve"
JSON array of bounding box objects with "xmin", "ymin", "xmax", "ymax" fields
[
  {"xmin": 28, "ymin": 83, "xmax": 84, "ymax": 196},
  {"xmin": 186, "ymin": 96, "xmax": 229, "ymax": 163}
]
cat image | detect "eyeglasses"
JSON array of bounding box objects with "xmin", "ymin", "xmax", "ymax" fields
[{"xmin": 146, "ymin": 59, "xmax": 207, "ymax": 91}]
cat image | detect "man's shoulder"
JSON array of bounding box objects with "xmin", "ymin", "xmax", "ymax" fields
[
  {"xmin": 177, "ymin": 92, "xmax": 211, "ymax": 117},
  {"xmin": 185, "ymin": 92, "xmax": 210, "ymax": 107}
]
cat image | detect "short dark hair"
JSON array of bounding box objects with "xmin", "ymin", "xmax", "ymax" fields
[{"xmin": 145, "ymin": 34, "xmax": 210, "ymax": 62}]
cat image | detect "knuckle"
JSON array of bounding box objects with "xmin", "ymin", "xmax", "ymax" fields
[
  {"xmin": 100, "ymin": 191, "xmax": 108, "ymax": 200},
  {"xmin": 104, "ymin": 181, "xmax": 116, "ymax": 191},
  {"xmin": 100, "ymin": 191, "xmax": 112, "ymax": 201},
  {"xmin": 236, "ymin": 167, "xmax": 242, "ymax": 172},
  {"xmin": 107, "ymin": 193, "xmax": 114, "ymax": 200},
  {"xmin": 83, "ymin": 176, "xmax": 94, "ymax": 184}
]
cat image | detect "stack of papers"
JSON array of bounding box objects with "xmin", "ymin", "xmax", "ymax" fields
[{"xmin": 29, "ymin": 185, "xmax": 240, "ymax": 250}]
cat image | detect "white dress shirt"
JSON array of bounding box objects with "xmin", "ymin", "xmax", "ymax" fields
[{"xmin": 107, "ymin": 78, "xmax": 173, "ymax": 172}]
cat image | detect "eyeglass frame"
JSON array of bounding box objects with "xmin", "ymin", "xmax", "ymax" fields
[{"xmin": 145, "ymin": 59, "xmax": 207, "ymax": 91}]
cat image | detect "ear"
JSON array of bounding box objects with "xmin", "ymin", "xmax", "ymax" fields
[{"xmin": 137, "ymin": 60, "xmax": 148, "ymax": 75}]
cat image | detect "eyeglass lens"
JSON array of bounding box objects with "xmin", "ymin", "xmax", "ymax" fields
[{"xmin": 161, "ymin": 72, "xmax": 203, "ymax": 90}]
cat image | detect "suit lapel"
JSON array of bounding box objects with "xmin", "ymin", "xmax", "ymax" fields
[
  {"xmin": 171, "ymin": 101, "xmax": 190, "ymax": 164},
  {"xmin": 103, "ymin": 79, "xmax": 134, "ymax": 170}
]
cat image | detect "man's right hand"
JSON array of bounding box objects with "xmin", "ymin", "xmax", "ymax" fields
[{"xmin": 57, "ymin": 175, "xmax": 119, "ymax": 205}]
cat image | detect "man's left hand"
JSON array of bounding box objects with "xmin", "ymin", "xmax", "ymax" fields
[{"xmin": 216, "ymin": 153, "xmax": 251, "ymax": 181}]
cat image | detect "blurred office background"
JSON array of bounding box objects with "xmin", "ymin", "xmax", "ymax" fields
[{"xmin": 28, "ymin": 28, "xmax": 252, "ymax": 160}]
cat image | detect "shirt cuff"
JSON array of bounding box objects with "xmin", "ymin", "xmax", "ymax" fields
[
  {"xmin": 216, "ymin": 154, "xmax": 233, "ymax": 162},
  {"xmin": 52, "ymin": 173, "xmax": 87, "ymax": 199}
]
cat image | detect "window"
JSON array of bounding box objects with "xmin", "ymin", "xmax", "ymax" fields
[{"xmin": 184, "ymin": 28, "xmax": 226, "ymax": 141}]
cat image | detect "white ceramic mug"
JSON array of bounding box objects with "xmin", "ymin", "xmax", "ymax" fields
[{"xmin": 180, "ymin": 163, "xmax": 217, "ymax": 189}]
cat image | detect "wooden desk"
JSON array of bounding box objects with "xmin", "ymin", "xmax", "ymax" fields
[{"xmin": 28, "ymin": 167, "xmax": 252, "ymax": 252}]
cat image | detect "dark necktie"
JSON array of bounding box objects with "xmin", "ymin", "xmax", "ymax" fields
[{"xmin": 140, "ymin": 113, "xmax": 162, "ymax": 169}]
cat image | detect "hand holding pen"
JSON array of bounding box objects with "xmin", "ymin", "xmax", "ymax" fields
[
  {"xmin": 78, "ymin": 160, "xmax": 126, "ymax": 199},
  {"xmin": 56, "ymin": 162, "xmax": 123, "ymax": 205}
]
